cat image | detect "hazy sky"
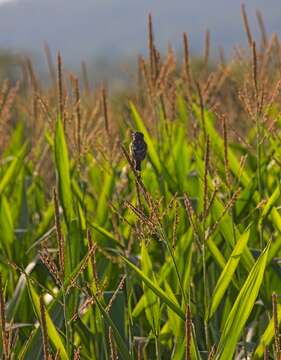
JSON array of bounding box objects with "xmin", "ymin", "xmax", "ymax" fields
[{"xmin": 0, "ymin": 0, "xmax": 280, "ymax": 69}]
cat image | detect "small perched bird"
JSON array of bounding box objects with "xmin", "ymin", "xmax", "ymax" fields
[{"xmin": 130, "ymin": 131, "xmax": 147, "ymax": 171}]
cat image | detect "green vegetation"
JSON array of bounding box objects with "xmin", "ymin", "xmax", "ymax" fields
[{"xmin": 0, "ymin": 9, "xmax": 281, "ymax": 360}]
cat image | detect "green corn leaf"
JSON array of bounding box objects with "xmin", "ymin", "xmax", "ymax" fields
[
  {"xmin": 0, "ymin": 195, "xmax": 13, "ymax": 258},
  {"xmin": 122, "ymin": 256, "xmax": 185, "ymax": 320},
  {"xmin": 210, "ymin": 194, "xmax": 254, "ymax": 272},
  {"xmin": 254, "ymin": 304, "xmax": 281, "ymax": 358},
  {"xmin": 54, "ymin": 116, "xmax": 73, "ymax": 226},
  {"xmin": 4, "ymin": 121, "xmax": 25, "ymax": 156},
  {"xmin": 92, "ymin": 293, "xmax": 131, "ymax": 360},
  {"xmin": 141, "ymin": 241, "xmax": 161, "ymax": 334},
  {"xmin": 164, "ymin": 281, "xmax": 182, "ymax": 338},
  {"xmin": 268, "ymin": 208, "xmax": 281, "ymax": 262},
  {"xmin": 90, "ymin": 222, "xmax": 124, "ymax": 248},
  {"xmin": 27, "ymin": 278, "xmax": 69, "ymax": 360},
  {"xmin": 0, "ymin": 142, "xmax": 27, "ymax": 194},
  {"xmin": 193, "ymin": 105, "xmax": 251, "ymax": 187},
  {"xmin": 208, "ymin": 229, "xmax": 250, "ymax": 319},
  {"xmin": 206, "ymin": 236, "xmax": 227, "ymax": 270},
  {"xmin": 260, "ymin": 181, "xmax": 281, "ymax": 221},
  {"xmin": 96, "ymin": 169, "xmax": 114, "ymax": 226},
  {"xmin": 132, "ymin": 295, "xmax": 146, "ymax": 318},
  {"xmin": 6, "ymin": 260, "xmax": 37, "ymax": 321},
  {"xmin": 215, "ymin": 242, "xmax": 270, "ymax": 360}
]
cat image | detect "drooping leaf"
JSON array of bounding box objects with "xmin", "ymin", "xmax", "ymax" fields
[{"xmin": 122, "ymin": 256, "xmax": 185, "ymax": 320}]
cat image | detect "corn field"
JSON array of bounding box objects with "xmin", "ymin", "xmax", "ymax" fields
[{"xmin": 0, "ymin": 7, "xmax": 281, "ymax": 360}]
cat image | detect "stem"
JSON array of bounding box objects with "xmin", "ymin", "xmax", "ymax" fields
[
  {"xmin": 155, "ymin": 335, "xmax": 161, "ymax": 360},
  {"xmin": 256, "ymin": 115, "xmax": 264, "ymax": 249},
  {"xmin": 135, "ymin": 175, "xmax": 142, "ymax": 210},
  {"xmin": 62, "ymin": 288, "xmax": 71, "ymax": 355},
  {"xmin": 253, "ymin": 41, "xmax": 263, "ymax": 249},
  {"xmin": 202, "ymin": 139, "xmax": 210, "ymax": 350},
  {"xmin": 202, "ymin": 239, "xmax": 210, "ymax": 350}
]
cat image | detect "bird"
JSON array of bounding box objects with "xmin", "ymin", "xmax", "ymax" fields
[{"xmin": 130, "ymin": 131, "xmax": 147, "ymax": 171}]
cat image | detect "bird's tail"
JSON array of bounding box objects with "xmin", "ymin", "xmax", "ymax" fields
[{"xmin": 135, "ymin": 160, "xmax": 141, "ymax": 171}]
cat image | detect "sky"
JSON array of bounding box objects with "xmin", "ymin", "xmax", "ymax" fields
[{"xmin": 0, "ymin": 0, "xmax": 280, "ymax": 71}]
